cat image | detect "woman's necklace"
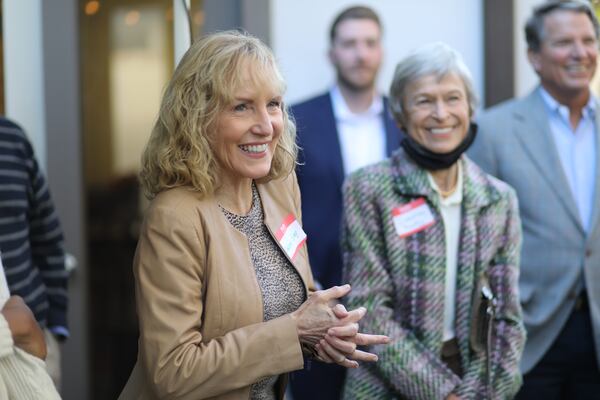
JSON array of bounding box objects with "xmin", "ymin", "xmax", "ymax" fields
[{"xmin": 437, "ymin": 182, "xmax": 458, "ymax": 198}]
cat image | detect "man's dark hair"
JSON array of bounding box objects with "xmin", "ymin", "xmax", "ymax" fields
[
  {"xmin": 329, "ymin": 5, "xmax": 382, "ymax": 44},
  {"xmin": 525, "ymin": 0, "xmax": 600, "ymax": 52}
]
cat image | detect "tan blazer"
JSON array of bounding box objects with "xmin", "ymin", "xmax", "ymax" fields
[{"xmin": 119, "ymin": 173, "xmax": 315, "ymax": 400}]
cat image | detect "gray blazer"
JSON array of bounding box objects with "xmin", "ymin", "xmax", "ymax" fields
[{"xmin": 468, "ymin": 87, "xmax": 600, "ymax": 373}]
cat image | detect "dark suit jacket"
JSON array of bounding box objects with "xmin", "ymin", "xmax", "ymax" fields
[{"xmin": 292, "ymin": 91, "xmax": 401, "ymax": 289}]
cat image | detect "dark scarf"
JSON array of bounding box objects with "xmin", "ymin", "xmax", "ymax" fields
[{"xmin": 401, "ymin": 122, "xmax": 478, "ymax": 170}]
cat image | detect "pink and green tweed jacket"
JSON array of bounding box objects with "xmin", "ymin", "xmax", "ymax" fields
[{"xmin": 342, "ymin": 149, "xmax": 525, "ymax": 400}]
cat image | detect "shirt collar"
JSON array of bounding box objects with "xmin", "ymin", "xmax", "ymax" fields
[
  {"xmin": 538, "ymin": 86, "xmax": 596, "ymax": 121},
  {"xmin": 330, "ymin": 85, "xmax": 383, "ymax": 122}
]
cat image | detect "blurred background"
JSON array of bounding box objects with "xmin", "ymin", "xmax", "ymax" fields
[{"xmin": 1, "ymin": 0, "xmax": 599, "ymax": 398}]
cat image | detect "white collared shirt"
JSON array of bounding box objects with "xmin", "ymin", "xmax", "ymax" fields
[
  {"xmin": 427, "ymin": 162, "xmax": 463, "ymax": 341},
  {"xmin": 330, "ymin": 86, "xmax": 387, "ymax": 175},
  {"xmin": 538, "ymin": 87, "xmax": 597, "ymax": 232}
]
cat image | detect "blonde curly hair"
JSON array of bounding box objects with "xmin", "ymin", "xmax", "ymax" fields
[{"xmin": 140, "ymin": 30, "xmax": 297, "ymax": 198}]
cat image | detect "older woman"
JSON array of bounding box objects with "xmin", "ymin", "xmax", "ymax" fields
[
  {"xmin": 118, "ymin": 31, "xmax": 388, "ymax": 400},
  {"xmin": 341, "ymin": 43, "xmax": 525, "ymax": 399}
]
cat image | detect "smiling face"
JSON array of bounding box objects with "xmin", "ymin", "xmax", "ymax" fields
[
  {"xmin": 402, "ymin": 72, "xmax": 470, "ymax": 154},
  {"xmin": 329, "ymin": 18, "xmax": 383, "ymax": 92},
  {"xmin": 528, "ymin": 10, "xmax": 598, "ymax": 102},
  {"xmin": 213, "ymin": 66, "xmax": 284, "ymax": 187}
]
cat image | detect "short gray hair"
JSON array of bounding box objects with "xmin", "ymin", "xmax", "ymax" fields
[
  {"xmin": 389, "ymin": 42, "xmax": 477, "ymax": 128},
  {"xmin": 525, "ymin": 0, "xmax": 599, "ymax": 52}
]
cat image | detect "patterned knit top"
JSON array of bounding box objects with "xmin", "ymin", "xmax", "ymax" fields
[{"xmin": 219, "ymin": 184, "xmax": 306, "ymax": 400}]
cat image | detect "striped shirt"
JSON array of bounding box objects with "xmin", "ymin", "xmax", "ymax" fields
[{"xmin": 0, "ymin": 118, "xmax": 68, "ymax": 330}]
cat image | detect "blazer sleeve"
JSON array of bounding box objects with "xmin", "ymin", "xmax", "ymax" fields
[
  {"xmin": 134, "ymin": 201, "xmax": 304, "ymax": 399},
  {"xmin": 455, "ymin": 189, "xmax": 526, "ymax": 399},
  {"xmin": 341, "ymin": 175, "xmax": 461, "ymax": 399}
]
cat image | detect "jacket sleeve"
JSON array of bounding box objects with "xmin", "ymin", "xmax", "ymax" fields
[
  {"xmin": 23, "ymin": 135, "xmax": 68, "ymax": 331},
  {"xmin": 341, "ymin": 175, "xmax": 461, "ymax": 399},
  {"xmin": 134, "ymin": 201, "xmax": 304, "ymax": 400},
  {"xmin": 455, "ymin": 189, "xmax": 525, "ymax": 399}
]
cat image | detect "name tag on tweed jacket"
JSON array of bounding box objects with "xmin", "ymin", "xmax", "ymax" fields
[{"xmin": 391, "ymin": 198, "xmax": 435, "ymax": 238}]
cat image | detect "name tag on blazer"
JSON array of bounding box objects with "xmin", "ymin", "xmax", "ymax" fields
[
  {"xmin": 392, "ymin": 198, "xmax": 435, "ymax": 238},
  {"xmin": 275, "ymin": 213, "xmax": 307, "ymax": 260}
]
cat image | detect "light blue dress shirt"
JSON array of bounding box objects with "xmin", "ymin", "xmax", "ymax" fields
[{"xmin": 539, "ymin": 87, "xmax": 597, "ymax": 233}]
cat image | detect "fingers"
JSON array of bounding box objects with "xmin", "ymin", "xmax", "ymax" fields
[
  {"xmin": 318, "ymin": 284, "xmax": 351, "ymax": 301},
  {"xmin": 323, "ymin": 334, "xmax": 381, "ymax": 363},
  {"xmin": 318, "ymin": 338, "xmax": 359, "ymax": 368},
  {"xmin": 337, "ymin": 307, "xmax": 366, "ymax": 324},
  {"xmin": 324, "ymin": 334, "xmax": 356, "ymax": 355},
  {"xmin": 332, "ymin": 303, "xmax": 349, "ymax": 319},
  {"xmin": 353, "ymin": 333, "xmax": 391, "ymax": 346},
  {"xmin": 348, "ymin": 349, "xmax": 379, "ymax": 363},
  {"xmin": 315, "ymin": 343, "xmax": 334, "ymax": 363},
  {"xmin": 327, "ymin": 322, "xmax": 359, "ymax": 337}
]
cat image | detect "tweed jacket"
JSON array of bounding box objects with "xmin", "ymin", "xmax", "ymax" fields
[
  {"xmin": 119, "ymin": 173, "xmax": 314, "ymax": 400},
  {"xmin": 342, "ymin": 149, "xmax": 525, "ymax": 400}
]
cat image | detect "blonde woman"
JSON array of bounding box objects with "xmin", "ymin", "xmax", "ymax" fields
[{"xmin": 118, "ymin": 31, "xmax": 389, "ymax": 400}]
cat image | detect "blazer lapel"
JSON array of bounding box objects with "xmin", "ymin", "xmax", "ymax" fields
[
  {"xmin": 323, "ymin": 93, "xmax": 345, "ymax": 187},
  {"xmin": 454, "ymin": 158, "xmax": 497, "ymax": 359},
  {"xmin": 391, "ymin": 149, "xmax": 436, "ymax": 200},
  {"xmin": 513, "ymin": 90, "xmax": 582, "ymax": 231},
  {"xmin": 258, "ymin": 180, "xmax": 311, "ymax": 294}
]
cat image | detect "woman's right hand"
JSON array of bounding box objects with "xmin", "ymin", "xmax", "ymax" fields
[
  {"xmin": 290, "ymin": 285, "xmax": 389, "ymax": 368},
  {"xmin": 2, "ymin": 296, "xmax": 47, "ymax": 359}
]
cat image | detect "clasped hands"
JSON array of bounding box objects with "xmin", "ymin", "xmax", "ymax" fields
[{"xmin": 291, "ymin": 284, "xmax": 390, "ymax": 368}]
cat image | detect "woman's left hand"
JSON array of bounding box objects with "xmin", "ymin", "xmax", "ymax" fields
[{"xmin": 314, "ymin": 303, "xmax": 390, "ymax": 368}]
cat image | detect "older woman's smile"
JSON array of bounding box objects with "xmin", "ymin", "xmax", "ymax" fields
[{"xmin": 428, "ymin": 126, "xmax": 456, "ymax": 135}]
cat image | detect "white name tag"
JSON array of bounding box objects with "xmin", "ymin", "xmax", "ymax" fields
[
  {"xmin": 275, "ymin": 213, "xmax": 307, "ymax": 260},
  {"xmin": 392, "ymin": 198, "xmax": 435, "ymax": 238}
]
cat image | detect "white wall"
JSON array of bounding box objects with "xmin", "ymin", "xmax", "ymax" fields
[
  {"xmin": 271, "ymin": 0, "xmax": 483, "ymax": 108},
  {"xmin": 3, "ymin": 0, "xmax": 47, "ymax": 168},
  {"xmin": 514, "ymin": 0, "xmax": 544, "ymax": 97}
]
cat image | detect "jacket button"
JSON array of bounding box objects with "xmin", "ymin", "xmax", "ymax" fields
[
  {"xmin": 568, "ymin": 290, "xmax": 578, "ymax": 299},
  {"xmin": 586, "ymin": 249, "xmax": 592, "ymax": 257}
]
